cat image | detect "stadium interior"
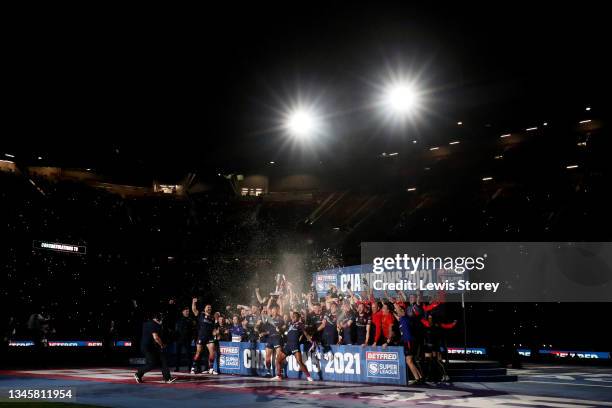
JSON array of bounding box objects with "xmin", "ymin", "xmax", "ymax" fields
[
  {"xmin": 2, "ymin": 105, "xmax": 609, "ymax": 356},
  {"xmin": 1, "ymin": 5, "xmax": 610, "ymax": 407}
]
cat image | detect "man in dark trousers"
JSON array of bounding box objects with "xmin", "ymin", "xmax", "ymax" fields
[
  {"xmin": 174, "ymin": 306, "xmax": 195, "ymax": 372},
  {"xmin": 134, "ymin": 313, "xmax": 176, "ymax": 384}
]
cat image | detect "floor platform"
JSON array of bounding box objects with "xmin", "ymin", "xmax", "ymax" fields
[
  {"xmin": 1, "ymin": 364, "xmax": 611, "ymax": 407},
  {"xmin": 447, "ymin": 359, "xmax": 518, "ymax": 382}
]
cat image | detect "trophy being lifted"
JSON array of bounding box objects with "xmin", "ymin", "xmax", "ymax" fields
[
  {"xmin": 309, "ymin": 282, "xmax": 317, "ymax": 301},
  {"xmin": 271, "ymin": 273, "xmax": 287, "ymax": 297}
]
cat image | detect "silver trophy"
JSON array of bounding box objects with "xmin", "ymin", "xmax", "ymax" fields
[{"xmin": 271, "ymin": 273, "xmax": 285, "ymax": 296}]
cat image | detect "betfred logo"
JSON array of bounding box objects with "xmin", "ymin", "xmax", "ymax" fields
[
  {"xmin": 366, "ymin": 351, "xmax": 400, "ymax": 379},
  {"xmin": 552, "ymin": 351, "xmax": 600, "ymax": 359},
  {"xmin": 220, "ymin": 346, "xmax": 239, "ymax": 354},
  {"xmin": 447, "ymin": 347, "xmax": 485, "ymax": 355},
  {"xmin": 219, "ymin": 346, "xmax": 241, "ymax": 370},
  {"xmin": 366, "ymin": 351, "xmax": 398, "ymax": 361},
  {"xmin": 49, "ymin": 342, "xmax": 78, "ymax": 347}
]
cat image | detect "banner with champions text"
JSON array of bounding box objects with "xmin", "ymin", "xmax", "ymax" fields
[{"xmin": 214, "ymin": 342, "xmax": 407, "ymax": 385}]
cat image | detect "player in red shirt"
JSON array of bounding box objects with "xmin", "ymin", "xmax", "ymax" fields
[
  {"xmin": 375, "ymin": 302, "xmax": 397, "ymax": 347},
  {"xmin": 370, "ymin": 301, "xmax": 382, "ymax": 345}
]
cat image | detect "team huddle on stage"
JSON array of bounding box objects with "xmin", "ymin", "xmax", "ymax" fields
[{"xmin": 185, "ymin": 280, "xmax": 457, "ymax": 385}]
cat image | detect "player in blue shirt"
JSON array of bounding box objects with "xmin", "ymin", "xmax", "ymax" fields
[
  {"xmin": 191, "ymin": 298, "xmax": 218, "ymax": 375},
  {"xmin": 229, "ymin": 315, "xmax": 246, "ymax": 342},
  {"xmin": 257, "ymin": 299, "xmax": 284, "ymax": 377},
  {"xmin": 395, "ymin": 303, "xmax": 423, "ymax": 385},
  {"xmin": 319, "ymin": 302, "xmax": 339, "ymax": 360},
  {"xmin": 271, "ymin": 311, "xmax": 313, "ymax": 382}
]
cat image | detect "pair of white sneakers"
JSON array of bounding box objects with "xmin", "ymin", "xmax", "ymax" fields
[
  {"xmin": 133, "ymin": 374, "xmax": 177, "ymax": 384},
  {"xmin": 190, "ymin": 368, "xmax": 218, "ymax": 375}
]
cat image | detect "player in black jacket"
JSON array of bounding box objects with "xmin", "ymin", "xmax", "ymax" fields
[{"xmin": 174, "ymin": 306, "xmax": 195, "ymax": 372}]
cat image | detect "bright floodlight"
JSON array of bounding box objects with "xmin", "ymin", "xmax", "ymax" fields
[
  {"xmin": 378, "ymin": 77, "xmax": 423, "ymax": 125},
  {"xmin": 385, "ymin": 83, "xmax": 418, "ymax": 114},
  {"xmin": 286, "ymin": 108, "xmax": 317, "ymax": 137}
]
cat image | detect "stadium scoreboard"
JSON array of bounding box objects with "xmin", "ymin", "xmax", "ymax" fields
[{"xmin": 33, "ymin": 240, "xmax": 87, "ymax": 254}]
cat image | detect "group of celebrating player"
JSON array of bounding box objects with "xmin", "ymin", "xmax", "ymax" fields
[{"xmin": 185, "ymin": 281, "xmax": 457, "ymax": 385}]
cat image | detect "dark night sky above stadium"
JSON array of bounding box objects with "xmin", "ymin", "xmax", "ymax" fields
[{"xmin": 4, "ymin": 3, "xmax": 608, "ymax": 181}]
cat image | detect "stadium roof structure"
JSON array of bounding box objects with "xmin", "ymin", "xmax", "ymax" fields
[{"xmin": 3, "ymin": 4, "xmax": 607, "ymax": 184}]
